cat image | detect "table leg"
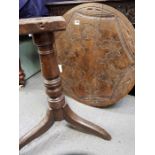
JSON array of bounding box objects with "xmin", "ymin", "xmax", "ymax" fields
[{"xmin": 19, "ymin": 59, "xmax": 25, "ymax": 86}]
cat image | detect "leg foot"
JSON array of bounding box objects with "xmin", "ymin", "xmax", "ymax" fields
[
  {"xmin": 63, "ymin": 104, "xmax": 111, "ymax": 140},
  {"xmin": 19, "ymin": 59, "xmax": 25, "ymax": 86},
  {"xmin": 19, "ymin": 110, "xmax": 54, "ymax": 150},
  {"xmin": 19, "ymin": 70, "xmax": 25, "ymax": 86}
]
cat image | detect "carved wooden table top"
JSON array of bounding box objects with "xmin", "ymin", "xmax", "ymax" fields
[{"xmin": 55, "ymin": 3, "xmax": 135, "ymax": 107}]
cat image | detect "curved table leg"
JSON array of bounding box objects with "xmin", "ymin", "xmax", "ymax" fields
[
  {"xmin": 63, "ymin": 104, "xmax": 111, "ymax": 140},
  {"xmin": 19, "ymin": 110, "xmax": 54, "ymax": 150}
]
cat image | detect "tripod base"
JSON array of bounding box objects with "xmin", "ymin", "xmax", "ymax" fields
[
  {"xmin": 19, "ymin": 103, "xmax": 111, "ymax": 150},
  {"xmin": 19, "ymin": 17, "xmax": 111, "ymax": 150}
]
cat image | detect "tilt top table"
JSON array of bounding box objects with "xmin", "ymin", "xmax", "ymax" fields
[
  {"xmin": 54, "ymin": 3, "xmax": 135, "ymax": 107},
  {"xmin": 19, "ymin": 16, "xmax": 111, "ymax": 150}
]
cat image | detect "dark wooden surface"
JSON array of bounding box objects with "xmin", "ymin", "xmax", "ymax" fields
[
  {"xmin": 46, "ymin": 0, "xmax": 135, "ymax": 26},
  {"xmin": 19, "ymin": 16, "xmax": 111, "ymax": 150},
  {"xmin": 19, "ymin": 16, "xmax": 66, "ymax": 35},
  {"xmin": 54, "ymin": 3, "xmax": 135, "ymax": 107}
]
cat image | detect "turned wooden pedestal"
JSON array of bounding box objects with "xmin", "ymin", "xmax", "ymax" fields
[{"xmin": 19, "ymin": 16, "xmax": 111, "ymax": 150}]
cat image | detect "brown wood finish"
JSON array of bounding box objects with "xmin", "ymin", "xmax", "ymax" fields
[
  {"xmin": 19, "ymin": 59, "xmax": 25, "ymax": 86},
  {"xmin": 19, "ymin": 0, "xmax": 135, "ymax": 87},
  {"xmin": 19, "ymin": 16, "xmax": 111, "ymax": 150},
  {"xmin": 54, "ymin": 3, "xmax": 135, "ymax": 107},
  {"xmin": 46, "ymin": 0, "xmax": 135, "ymax": 26}
]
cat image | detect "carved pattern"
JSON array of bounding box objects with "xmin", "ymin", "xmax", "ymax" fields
[
  {"xmin": 55, "ymin": 3, "xmax": 135, "ymax": 107},
  {"xmin": 47, "ymin": 1, "xmax": 135, "ymax": 26}
]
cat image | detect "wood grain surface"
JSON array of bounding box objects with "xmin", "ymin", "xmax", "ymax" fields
[{"xmin": 55, "ymin": 3, "xmax": 135, "ymax": 107}]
